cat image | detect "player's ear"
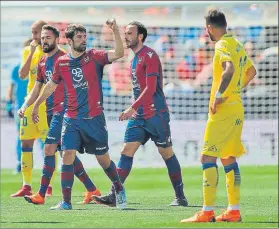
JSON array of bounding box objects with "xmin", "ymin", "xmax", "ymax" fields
[
  {"xmin": 138, "ymin": 34, "xmax": 143, "ymax": 42},
  {"xmin": 56, "ymin": 37, "xmax": 60, "ymax": 44},
  {"xmin": 67, "ymin": 38, "xmax": 72, "ymax": 45}
]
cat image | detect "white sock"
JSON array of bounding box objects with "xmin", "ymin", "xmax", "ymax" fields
[
  {"xmin": 202, "ymin": 206, "xmax": 214, "ymax": 211},
  {"xmin": 228, "ymin": 204, "xmax": 240, "ymax": 210}
]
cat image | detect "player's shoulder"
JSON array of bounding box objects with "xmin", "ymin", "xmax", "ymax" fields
[
  {"xmin": 215, "ymin": 39, "xmax": 229, "ymax": 50},
  {"xmin": 142, "ymin": 46, "xmax": 159, "ymax": 59},
  {"xmin": 57, "ymin": 53, "xmax": 70, "ymax": 66}
]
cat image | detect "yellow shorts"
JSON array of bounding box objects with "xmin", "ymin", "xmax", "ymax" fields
[
  {"xmin": 19, "ymin": 103, "xmax": 48, "ymax": 141},
  {"xmin": 202, "ymin": 104, "xmax": 245, "ymax": 159}
]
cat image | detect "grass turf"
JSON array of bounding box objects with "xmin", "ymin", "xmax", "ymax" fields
[{"xmin": 1, "ymin": 166, "xmax": 278, "ymax": 228}]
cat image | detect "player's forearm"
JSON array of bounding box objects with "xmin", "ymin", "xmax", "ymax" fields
[
  {"xmin": 19, "ymin": 53, "xmax": 34, "ymax": 79},
  {"xmin": 217, "ymin": 62, "xmax": 234, "ymax": 94},
  {"xmin": 22, "ymin": 83, "xmax": 42, "ymax": 108},
  {"xmin": 131, "ymin": 77, "xmax": 157, "ymax": 110},
  {"xmin": 112, "ymin": 27, "xmax": 124, "ymax": 59},
  {"xmin": 33, "ymin": 81, "xmax": 57, "ymax": 108},
  {"xmin": 242, "ymin": 65, "xmax": 257, "ymax": 89}
]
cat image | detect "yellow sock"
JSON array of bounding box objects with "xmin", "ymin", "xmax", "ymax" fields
[
  {"xmin": 21, "ymin": 149, "xmax": 33, "ymax": 186},
  {"xmin": 202, "ymin": 163, "xmax": 218, "ymax": 210},
  {"xmin": 224, "ymin": 163, "xmax": 241, "ymax": 208},
  {"xmin": 49, "ymin": 152, "xmax": 58, "ymax": 186}
]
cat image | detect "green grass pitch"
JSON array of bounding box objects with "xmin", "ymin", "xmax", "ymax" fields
[{"xmin": 1, "ymin": 166, "xmax": 278, "ymax": 228}]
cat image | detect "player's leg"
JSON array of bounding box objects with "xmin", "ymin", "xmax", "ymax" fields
[
  {"xmin": 92, "ymin": 118, "xmax": 144, "ymax": 207},
  {"xmin": 11, "ymin": 106, "xmax": 37, "ymax": 197},
  {"xmin": 215, "ymin": 115, "xmax": 245, "ymax": 222},
  {"xmin": 50, "ymin": 117, "xmax": 80, "ymax": 210},
  {"xmin": 37, "ymin": 106, "xmax": 54, "ymax": 196},
  {"xmin": 148, "ymin": 113, "xmax": 188, "ymax": 206},
  {"xmin": 81, "ymin": 114, "xmax": 126, "ymax": 209},
  {"xmin": 157, "ymin": 146, "xmax": 188, "ymax": 206},
  {"xmin": 181, "ymin": 119, "xmax": 220, "ymax": 223},
  {"xmin": 73, "ymin": 155, "xmax": 101, "ymax": 204},
  {"xmin": 24, "ymin": 143, "xmax": 57, "ymax": 205},
  {"xmin": 215, "ymin": 156, "xmax": 242, "ymax": 222}
]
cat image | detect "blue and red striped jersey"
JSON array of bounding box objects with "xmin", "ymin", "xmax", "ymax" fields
[
  {"xmin": 51, "ymin": 49, "xmax": 110, "ymax": 119},
  {"xmin": 130, "ymin": 45, "xmax": 168, "ymax": 119},
  {"xmin": 37, "ymin": 49, "xmax": 65, "ymax": 115}
]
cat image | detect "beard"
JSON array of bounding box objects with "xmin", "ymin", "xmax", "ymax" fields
[
  {"xmin": 43, "ymin": 43, "xmax": 56, "ymax": 53},
  {"xmin": 73, "ymin": 43, "xmax": 86, "ymax": 52},
  {"xmin": 126, "ymin": 39, "xmax": 139, "ymax": 49},
  {"xmin": 208, "ymin": 32, "xmax": 215, "ymax": 41}
]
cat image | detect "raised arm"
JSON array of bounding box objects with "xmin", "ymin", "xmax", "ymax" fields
[
  {"xmin": 106, "ymin": 19, "xmax": 124, "ymax": 62},
  {"xmin": 19, "ymin": 40, "xmax": 39, "ymax": 79}
]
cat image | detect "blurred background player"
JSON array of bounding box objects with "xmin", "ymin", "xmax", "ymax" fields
[
  {"xmin": 180, "ymin": 9, "xmax": 257, "ymax": 223},
  {"xmin": 31, "ymin": 20, "xmax": 126, "ymax": 210},
  {"xmin": 5, "ymin": 38, "xmax": 31, "ymax": 174},
  {"xmin": 11, "ymin": 20, "xmax": 56, "ymax": 198},
  {"xmin": 17, "ymin": 25, "xmax": 101, "ymax": 205},
  {"xmin": 93, "ymin": 21, "xmax": 188, "ymax": 207}
]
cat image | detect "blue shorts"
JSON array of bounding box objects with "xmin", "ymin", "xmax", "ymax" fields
[
  {"xmin": 124, "ymin": 112, "xmax": 172, "ymax": 148},
  {"xmin": 45, "ymin": 113, "xmax": 63, "ymax": 151},
  {"xmin": 61, "ymin": 113, "xmax": 109, "ymax": 155}
]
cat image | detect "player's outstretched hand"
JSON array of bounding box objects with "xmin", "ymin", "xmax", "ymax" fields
[
  {"xmin": 210, "ymin": 97, "xmax": 228, "ymax": 114},
  {"xmin": 31, "ymin": 106, "xmax": 40, "ymax": 124},
  {"xmin": 17, "ymin": 107, "xmax": 26, "ymax": 118},
  {"xmin": 119, "ymin": 107, "xmax": 136, "ymax": 121},
  {"xmin": 106, "ymin": 18, "xmax": 117, "ymax": 31}
]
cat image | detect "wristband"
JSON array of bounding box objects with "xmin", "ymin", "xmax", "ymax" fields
[{"xmin": 215, "ymin": 91, "xmax": 223, "ymax": 99}]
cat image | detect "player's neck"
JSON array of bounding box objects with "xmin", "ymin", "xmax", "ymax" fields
[
  {"xmin": 70, "ymin": 50, "xmax": 85, "ymax": 58},
  {"xmin": 46, "ymin": 47, "xmax": 59, "ymax": 57},
  {"xmin": 216, "ymin": 30, "xmax": 227, "ymax": 41},
  {"xmin": 132, "ymin": 43, "xmax": 144, "ymax": 54}
]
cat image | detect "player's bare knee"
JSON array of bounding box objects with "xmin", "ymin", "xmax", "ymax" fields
[
  {"xmin": 96, "ymin": 152, "xmax": 111, "ymax": 169},
  {"xmin": 120, "ymin": 142, "xmax": 140, "ymax": 157},
  {"xmin": 200, "ymin": 154, "xmax": 217, "ymax": 164},
  {"xmin": 221, "ymin": 156, "xmax": 236, "ymax": 166},
  {"xmin": 158, "ymin": 146, "xmax": 174, "ymax": 160},
  {"xmin": 44, "ymin": 144, "xmax": 57, "ymax": 156},
  {"xmin": 62, "ymin": 150, "xmax": 76, "ymax": 165},
  {"xmin": 21, "ymin": 139, "xmax": 35, "ymax": 148}
]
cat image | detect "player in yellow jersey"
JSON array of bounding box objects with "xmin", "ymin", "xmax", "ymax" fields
[
  {"xmin": 11, "ymin": 20, "xmax": 54, "ymax": 197},
  {"xmin": 180, "ymin": 9, "xmax": 257, "ymax": 223}
]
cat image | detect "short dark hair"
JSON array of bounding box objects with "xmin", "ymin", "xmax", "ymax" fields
[
  {"xmin": 42, "ymin": 25, "xmax": 60, "ymax": 38},
  {"xmin": 65, "ymin": 24, "xmax": 86, "ymax": 40},
  {"xmin": 128, "ymin": 21, "xmax": 148, "ymax": 43},
  {"xmin": 204, "ymin": 9, "xmax": 227, "ymax": 28}
]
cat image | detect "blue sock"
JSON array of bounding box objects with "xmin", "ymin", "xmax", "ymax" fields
[
  {"xmin": 61, "ymin": 164, "xmax": 74, "ymax": 204},
  {"xmin": 165, "ymin": 154, "xmax": 185, "ymax": 198},
  {"xmin": 39, "ymin": 155, "xmax": 55, "ymax": 197}
]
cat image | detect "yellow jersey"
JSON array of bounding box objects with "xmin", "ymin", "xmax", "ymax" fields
[
  {"xmin": 21, "ymin": 45, "xmax": 45, "ymax": 94},
  {"xmin": 210, "ymin": 34, "xmax": 253, "ymax": 109}
]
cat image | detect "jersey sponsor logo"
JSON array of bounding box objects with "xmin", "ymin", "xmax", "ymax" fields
[
  {"xmin": 46, "ymin": 136, "xmax": 56, "ymax": 140},
  {"xmin": 84, "ymin": 56, "xmax": 90, "ymax": 63},
  {"xmin": 147, "ymin": 51, "xmax": 153, "ymax": 58},
  {"xmin": 59, "ymin": 62, "xmax": 69, "ymax": 66},
  {"xmin": 40, "ymin": 62, "xmax": 46, "ymax": 66},
  {"xmin": 72, "ymin": 68, "xmax": 84, "ymax": 82},
  {"xmin": 31, "ymin": 66, "xmax": 38, "ymax": 75},
  {"xmin": 72, "ymin": 67, "xmax": 88, "ymax": 89},
  {"xmin": 131, "ymin": 69, "xmax": 140, "ymax": 90},
  {"xmin": 96, "ymin": 146, "xmax": 107, "ymax": 151},
  {"xmin": 45, "ymin": 70, "xmax": 53, "ymax": 82}
]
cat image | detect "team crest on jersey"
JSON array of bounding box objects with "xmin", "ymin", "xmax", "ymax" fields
[
  {"xmin": 138, "ymin": 57, "xmax": 143, "ymax": 64},
  {"xmin": 147, "ymin": 51, "xmax": 153, "ymax": 58},
  {"xmin": 84, "ymin": 56, "xmax": 90, "ymax": 63},
  {"xmin": 40, "ymin": 62, "xmax": 46, "ymax": 66}
]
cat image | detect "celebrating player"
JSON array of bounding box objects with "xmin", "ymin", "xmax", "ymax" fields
[
  {"xmin": 10, "ymin": 20, "xmax": 54, "ymax": 197},
  {"xmin": 31, "ymin": 20, "xmax": 126, "ymax": 210},
  {"xmin": 180, "ymin": 9, "xmax": 257, "ymax": 223},
  {"xmin": 93, "ymin": 21, "xmax": 188, "ymax": 207},
  {"xmin": 18, "ymin": 25, "xmax": 101, "ymax": 205}
]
